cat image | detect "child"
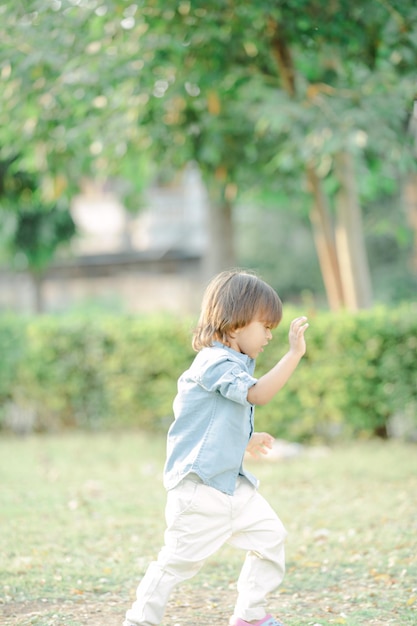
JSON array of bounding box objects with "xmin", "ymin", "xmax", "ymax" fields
[{"xmin": 124, "ymin": 269, "xmax": 308, "ymax": 626}]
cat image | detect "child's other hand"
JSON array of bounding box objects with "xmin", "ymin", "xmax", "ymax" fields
[
  {"xmin": 246, "ymin": 432, "xmax": 274, "ymax": 458},
  {"xmin": 288, "ymin": 316, "xmax": 309, "ymax": 356}
]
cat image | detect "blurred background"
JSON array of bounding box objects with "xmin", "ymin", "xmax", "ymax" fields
[
  {"xmin": 0, "ymin": 0, "xmax": 416, "ymax": 315},
  {"xmin": 0, "ymin": 1, "xmax": 416, "ymax": 440}
]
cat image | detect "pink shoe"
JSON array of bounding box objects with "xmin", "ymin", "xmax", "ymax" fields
[{"xmin": 231, "ymin": 615, "xmax": 285, "ymax": 626}]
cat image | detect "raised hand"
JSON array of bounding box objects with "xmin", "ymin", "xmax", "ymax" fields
[{"xmin": 288, "ymin": 316, "xmax": 309, "ymax": 356}]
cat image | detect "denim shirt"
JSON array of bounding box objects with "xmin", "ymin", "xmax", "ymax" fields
[{"xmin": 163, "ymin": 341, "xmax": 259, "ymax": 495}]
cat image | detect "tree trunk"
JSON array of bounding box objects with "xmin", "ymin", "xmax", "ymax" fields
[
  {"xmin": 202, "ymin": 186, "xmax": 236, "ymax": 280},
  {"xmin": 271, "ymin": 23, "xmax": 346, "ymax": 310},
  {"xmin": 334, "ymin": 151, "xmax": 373, "ymax": 310},
  {"xmin": 306, "ymin": 166, "xmax": 344, "ymax": 310},
  {"xmin": 31, "ymin": 270, "xmax": 45, "ymax": 313},
  {"xmin": 403, "ymin": 172, "xmax": 417, "ymax": 274},
  {"xmin": 271, "ymin": 22, "xmax": 373, "ymax": 310}
]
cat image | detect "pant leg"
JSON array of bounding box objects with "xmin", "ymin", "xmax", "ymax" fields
[
  {"xmin": 228, "ymin": 479, "xmax": 287, "ymax": 623},
  {"xmin": 124, "ymin": 478, "xmax": 234, "ymax": 626}
]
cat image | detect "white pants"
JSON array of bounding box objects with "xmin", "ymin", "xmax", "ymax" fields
[{"xmin": 124, "ymin": 476, "xmax": 287, "ymax": 626}]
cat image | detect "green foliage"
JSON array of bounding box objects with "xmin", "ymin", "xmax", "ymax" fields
[
  {"xmin": 1, "ymin": 0, "xmax": 417, "ymax": 301},
  {"xmin": 257, "ymin": 304, "xmax": 417, "ymax": 441},
  {"xmin": 0, "ymin": 315, "xmax": 194, "ymax": 432},
  {"xmin": 0, "ymin": 315, "xmax": 28, "ymax": 401},
  {"xmin": 0, "ymin": 308, "xmax": 416, "ymax": 440},
  {"xmin": 1, "ymin": 0, "xmax": 416, "ymax": 194},
  {"xmin": 0, "ymin": 157, "xmax": 75, "ymax": 272}
]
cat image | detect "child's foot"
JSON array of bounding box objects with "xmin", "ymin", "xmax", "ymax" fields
[{"xmin": 230, "ymin": 614, "xmax": 285, "ymax": 626}]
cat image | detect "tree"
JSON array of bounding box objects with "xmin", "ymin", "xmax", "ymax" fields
[
  {"xmin": 0, "ymin": 156, "xmax": 75, "ymax": 311},
  {"xmin": 1, "ymin": 1, "xmax": 416, "ymax": 308}
]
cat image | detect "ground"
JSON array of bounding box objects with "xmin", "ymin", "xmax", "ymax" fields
[
  {"xmin": 2, "ymin": 434, "xmax": 416, "ymax": 626},
  {"xmin": 2, "ymin": 587, "xmax": 236, "ymax": 626}
]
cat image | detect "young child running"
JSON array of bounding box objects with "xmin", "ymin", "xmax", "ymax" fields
[{"xmin": 123, "ymin": 269, "xmax": 309, "ymax": 626}]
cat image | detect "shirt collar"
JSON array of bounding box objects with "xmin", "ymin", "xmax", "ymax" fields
[{"xmin": 212, "ymin": 340, "xmax": 255, "ymax": 367}]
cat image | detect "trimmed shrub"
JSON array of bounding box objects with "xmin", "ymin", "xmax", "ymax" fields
[
  {"xmin": 256, "ymin": 304, "xmax": 417, "ymax": 441},
  {"xmin": 0, "ymin": 305, "xmax": 416, "ymax": 441}
]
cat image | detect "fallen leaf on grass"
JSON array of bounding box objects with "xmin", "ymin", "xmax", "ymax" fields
[
  {"xmin": 369, "ymin": 569, "xmax": 396, "ymax": 585},
  {"xmin": 71, "ymin": 588, "xmax": 84, "ymax": 595}
]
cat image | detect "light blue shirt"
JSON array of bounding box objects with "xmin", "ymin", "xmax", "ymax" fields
[{"xmin": 163, "ymin": 341, "xmax": 259, "ymax": 495}]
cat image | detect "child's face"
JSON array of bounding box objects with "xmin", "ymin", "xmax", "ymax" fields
[{"xmin": 227, "ymin": 319, "xmax": 273, "ymax": 359}]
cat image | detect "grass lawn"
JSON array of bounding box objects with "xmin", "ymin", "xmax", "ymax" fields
[{"xmin": 1, "ymin": 432, "xmax": 416, "ymax": 626}]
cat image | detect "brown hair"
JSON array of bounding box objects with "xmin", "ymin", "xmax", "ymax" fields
[{"xmin": 192, "ymin": 269, "xmax": 283, "ymax": 351}]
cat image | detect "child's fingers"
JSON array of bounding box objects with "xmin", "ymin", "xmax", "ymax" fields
[
  {"xmin": 291, "ymin": 316, "xmax": 308, "ymax": 327},
  {"xmin": 290, "ymin": 317, "xmax": 309, "ymax": 337}
]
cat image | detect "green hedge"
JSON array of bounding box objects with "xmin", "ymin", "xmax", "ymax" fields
[
  {"xmin": 257, "ymin": 304, "xmax": 417, "ymax": 441},
  {"xmin": 0, "ymin": 305, "xmax": 416, "ymax": 440}
]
